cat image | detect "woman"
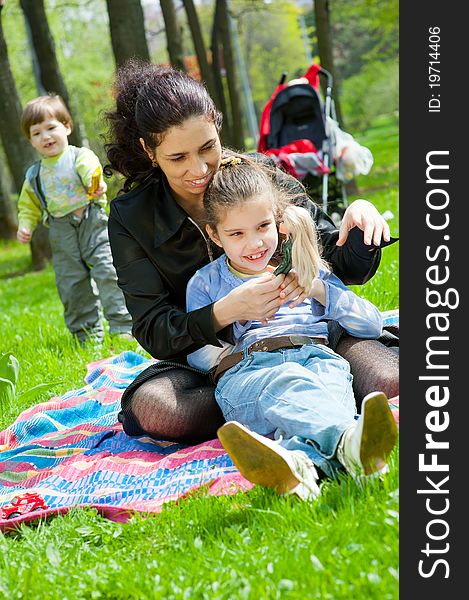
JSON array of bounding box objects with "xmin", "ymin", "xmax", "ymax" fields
[{"xmin": 104, "ymin": 59, "xmax": 398, "ymax": 442}]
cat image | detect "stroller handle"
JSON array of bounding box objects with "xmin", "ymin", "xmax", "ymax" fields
[
  {"xmin": 277, "ymin": 67, "xmax": 333, "ymax": 88},
  {"xmin": 318, "ymin": 66, "xmax": 334, "ymax": 122},
  {"xmin": 278, "ymin": 72, "xmax": 288, "ymax": 85},
  {"xmin": 318, "ymin": 67, "xmax": 333, "ymax": 89}
]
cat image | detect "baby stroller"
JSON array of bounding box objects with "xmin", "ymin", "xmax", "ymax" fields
[{"xmin": 258, "ymin": 64, "xmax": 373, "ymax": 220}]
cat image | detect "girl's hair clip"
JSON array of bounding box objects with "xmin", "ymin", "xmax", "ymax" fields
[{"xmin": 219, "ymin": 156, "xmax": 243, "ymax": 170}]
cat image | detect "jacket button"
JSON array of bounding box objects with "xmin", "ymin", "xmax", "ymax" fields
[{"xmin": 262, "ymin": 345, "xmax": 268, "ymax": 351}]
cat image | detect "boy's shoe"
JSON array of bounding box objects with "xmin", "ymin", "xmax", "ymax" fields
[
  {"xmin": 217, "ymin": 421, "xmax": 321, "ymax": 501},
  {"xmin": 336, "ymin": 391, "xmax": 398, "ymax": 477},
  {"xmin": 76, "ymin": 331, "xmax": 104, "ymax": 347}
]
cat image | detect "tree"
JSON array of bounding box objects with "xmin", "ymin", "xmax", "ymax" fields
[
  {"xmin": 0, "ymin": 2, "xmax": 51, "ymax": 266},
  {"xmin": 0, "ymin": 165, "xmax": 16, "ymax": 240},
  {"xmin": 182, "ymin": 0, "xmax": 217, "ymax": 103},
  {"xmin": 160, "ymin": 0, "xmax": 186, "ymax": 71},
  {"xmin": 313, "ymin": 0, "xmax": 344, "ymax": 127},
  {"xmin": 215, "ymin": 0, "xmax": 244, "ymax": 150},
  {"xmin": 0, "ymin": 8, "xmax": 36, "ymax": 191},
  {"xmin": 211, "ymin": 1, "xmax": 233, "ymax": 147},
  {"xmin": 313, "ymin": 0, "xmax": 361, "ymax": 193},
  {"xmin": 305, "ymin": 0, "xmax": 398, "ymax": 118},
  {"xmin": 19, "ymin": 0, "xmax": 82, "ymax": 147},
  {"xmin": 106, "ymin": 0, "xmax": 150, "ymax": 68}
]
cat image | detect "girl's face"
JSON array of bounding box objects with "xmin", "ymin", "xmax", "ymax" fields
[
  {"xmin": 207, "ymin": 195, "xmax": 279, "ymax": 275},
  {"xmin": 147, "ymin": 116, "xmax": 221, "ymax": 205}
]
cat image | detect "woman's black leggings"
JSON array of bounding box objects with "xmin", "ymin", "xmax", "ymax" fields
[{"xmin": 118, "ymin": 335, "xmax": 399, "ymax": 442}]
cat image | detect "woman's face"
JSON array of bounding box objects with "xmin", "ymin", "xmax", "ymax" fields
[{"xmin": 152, "ymin": 116, "xmax": 222, "ymax": 205}]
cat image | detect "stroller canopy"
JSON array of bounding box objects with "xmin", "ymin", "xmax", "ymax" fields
[
  {"xmin": 258, "ymin": 64, "xmax": 322, "ymax": 154},
  {"xmin": 267, "ymin": 84, "xmax": 326, "ymax": 151}
]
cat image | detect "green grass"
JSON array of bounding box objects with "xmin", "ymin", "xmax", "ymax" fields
[
  {"xmin": 347, "ymin": 114, "xmax": 399, "ymax": 310},
  {"xmin": 0, "ymin": 472, "xmax": 399, "ymax": 600},
  {"xmin": 0, "ymin": 115, "xmax": 399, "ymax": 600}
]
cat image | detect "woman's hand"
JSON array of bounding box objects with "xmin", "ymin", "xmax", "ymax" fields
[
  {"xmin": 336, "ymin": 199, "xmax": 391, "ymax": 247},
  {"xmin": 212, "ymin": 274, "xmax": 285, "ymax": 328}
]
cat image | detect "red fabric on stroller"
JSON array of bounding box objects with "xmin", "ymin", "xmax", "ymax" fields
[
  {"xmin": 257, "ymin": 64, "xmax": 332, "ymax": 183},
  {"xmin": 265, "ymin": 139, "xmax": 330, "ymax": 179},
  {"xmin": 258, "ymin": 64, "xmax": 322, "ymax": 153}
]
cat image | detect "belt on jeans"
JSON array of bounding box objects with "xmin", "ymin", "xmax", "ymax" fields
[{"xmin": 212, "ymin": 334, "xmax": 327, "ymax": 384}]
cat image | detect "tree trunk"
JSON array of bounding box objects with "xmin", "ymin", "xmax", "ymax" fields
[
  {"xmin": 19, "ymin": 0, "xmax": 82, "ymax": 147},
  {"xmin": 182, "ymin": 0, "xmax": 218, "ymax": 104},
  {"xmin": 211, "ymin": 1, "xmax": 233, "ymax": 147},
  {"xmin": 314, "ymin": 0, "xmax": 345, "ymax": 127},
  {"xmin": 217, "ymin": 0, "xmax": 244, "ymax": 150},
  {"xmin": 314, "ymin": 0, "xmax": 358, "ymax": 194},
  {"xmin": 0, "ymin": 167, "xmax": 16, "ymax": 240},
  {"xmin": 160, "ymin": 0, "xmax": 186, "ymax": 72},
  {"xmin": 105, "ymin": 0, "xmax": 150, "ymax": 68},
  {"xmin": 0, "ymin": 3, "xmax": 52, "ymax": 267},
  {"xmin": 0, "ymin": 7, "xmax": 36, "ymax": 191}
]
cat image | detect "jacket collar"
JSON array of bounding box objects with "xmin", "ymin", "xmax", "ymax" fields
[{"xmin": 153, "ymin": 175, "xmax": 189, "ymax": 248}]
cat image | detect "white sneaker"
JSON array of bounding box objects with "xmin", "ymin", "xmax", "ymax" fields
[
  {"xmin": 336, "ymin": 391, "xmax": 398, "ymax": 477},
  {"xmin": 217, "ymin": 421, "xmax": 321, "ymax": 500}
]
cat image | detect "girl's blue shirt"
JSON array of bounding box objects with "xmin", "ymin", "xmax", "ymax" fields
[{"xmin": 186, "ymin": 253, "xmax": 382, "ymax": 372}]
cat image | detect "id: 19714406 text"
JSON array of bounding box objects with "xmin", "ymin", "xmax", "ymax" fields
[{"xmin": 428, "ymin": 26, "xmax": 441, "ymax": 113}]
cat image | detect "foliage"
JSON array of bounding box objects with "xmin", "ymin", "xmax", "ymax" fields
[
  {"xmin": 0, "ymin": 353, "xmax": 18, "ymax": 410},
  {"xmin": 235, "ymin": 0, "xmax": 309, "ymax": 115},
  {"xmin": 341, "ymin": 60, "xmax": 398, "ymax": 131},
  {"xmin": 2, "ymin": 0, "xmax": 398, "ymax": 170},
  {"xmin": 0, "ymin": 1, "xmax": 35, "ymax": 103},
  {"xmin": 305, "ymin": 0, "xmax": 398, "ymax": 81},
  {"xmin": 303, "ymin": 0, "xmax": 398, "ymax": 127},
  {"xmin": 0, "ymin": 352, "xmax": 59, "ymax": 423}
]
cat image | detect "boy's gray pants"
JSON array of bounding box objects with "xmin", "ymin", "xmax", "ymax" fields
[{"xmin": 48, "ymin": 204, "xmax": 132, "ymax": 342}]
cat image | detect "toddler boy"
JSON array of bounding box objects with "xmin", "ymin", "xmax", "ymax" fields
[{"xmin": 17, "ymin": 94, "xmax": 132, "ymax": 344}]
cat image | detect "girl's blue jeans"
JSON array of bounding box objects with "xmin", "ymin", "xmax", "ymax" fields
[{"xmin": 215, "ymin": 343, "xmax": 357, "ymax": 479}]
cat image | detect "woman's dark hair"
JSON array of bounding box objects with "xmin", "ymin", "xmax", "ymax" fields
[{"xmin": 104, "ymin": 58, "xmax": 223, "ymax": 191}]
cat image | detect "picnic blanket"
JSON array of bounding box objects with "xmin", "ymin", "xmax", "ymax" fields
[
  {"xmin": 0, "ymin": 351, "xmax": 252, "ymax": 531},
  {"xmin": 0, "ymin": 311, "xmax": 399, "ymax": 531}
]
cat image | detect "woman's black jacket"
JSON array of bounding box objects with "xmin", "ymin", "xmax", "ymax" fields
[{"xmin": 108, "ymin": 165, "xmax": 387, "ymax": 361}]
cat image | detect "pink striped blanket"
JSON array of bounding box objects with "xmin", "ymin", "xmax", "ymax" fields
[{"xmin": 0, "ymin": 352, "xmax": 251, "ymax": 531}]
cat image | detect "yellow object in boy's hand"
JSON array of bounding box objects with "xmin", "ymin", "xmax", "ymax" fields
[{"xmin": 88, "ymin": 167, "xmax": 101, "ymax": 198}]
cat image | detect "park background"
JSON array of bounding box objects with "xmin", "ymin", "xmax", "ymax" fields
[{"xmin": 0, "ymin": 1, "xmax": 399, "ymax": 598}]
